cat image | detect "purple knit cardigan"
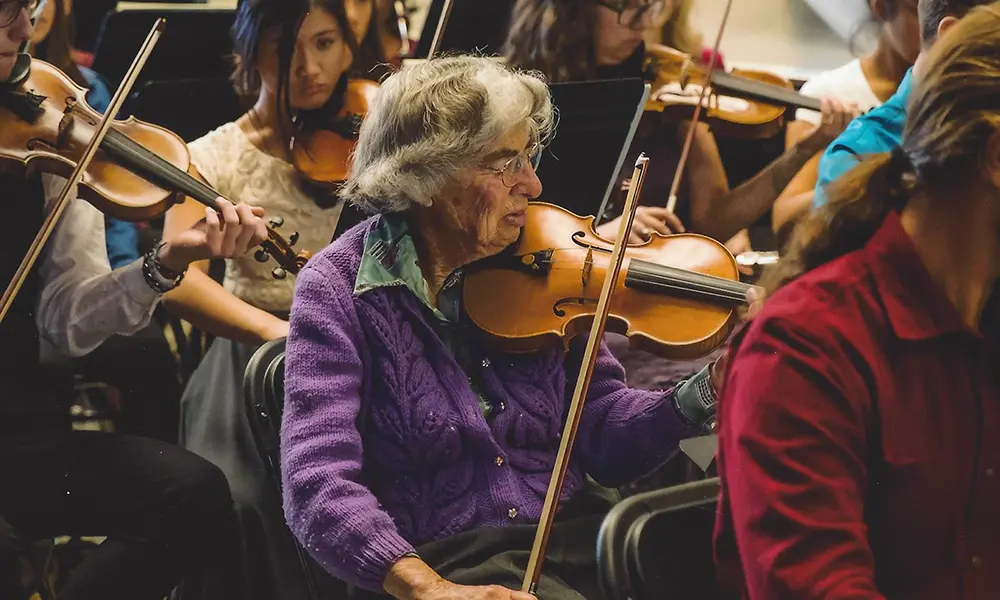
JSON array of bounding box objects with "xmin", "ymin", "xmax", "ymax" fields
[{"xmin": 281, "ymin": 218, "xmax": 696, "ymax": 592}]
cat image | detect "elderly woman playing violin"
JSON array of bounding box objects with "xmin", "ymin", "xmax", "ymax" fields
[{"xmin": 282, "ymin": 54, "xmax": 722, "ymax": 600}]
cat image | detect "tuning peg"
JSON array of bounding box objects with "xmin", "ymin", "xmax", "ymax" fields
[
  {"xmin": 288, "ymin": 232, "xmax": 299, "ymax": 246},
  {"xmin": 254, "ymin": 249, "xmax": 270, "ymax": 263},
  {"xmin": 268, "ymin": 216, "xmax": 284, "ymax": 228},
  {"xmin": 271, "ymin": 267, "xmax": 287, "ymax": 280}
]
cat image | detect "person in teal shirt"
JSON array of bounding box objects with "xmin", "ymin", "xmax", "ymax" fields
[
  {"xmin": 814, "ymin": 69, "xmax": 912, "ymax": 206},
  {"xmin": 814, "ymin": 0, "xmax": 992, "ymax": 207},
  {"xmin": 80, "ymin": 66, "xmax": 142, "ymax": 269}
]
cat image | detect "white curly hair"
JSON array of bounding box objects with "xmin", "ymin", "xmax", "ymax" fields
[{"xmin": 339, "ymin": 54, "xmax": 555, "ymax": 214}]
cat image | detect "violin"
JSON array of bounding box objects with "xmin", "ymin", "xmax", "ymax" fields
[
  {"xmin": 643, "ymin": 43, "xmax": 821, "ymax": 140},
  {"xmin": 0, "ymin": 57, "xmax": 310, "ymax": 279},
  {"xmin": 462, "ymin": 202, "xmax": 753, "ymax": 360},
  {"xmin": 289, "ymin": 78, "xmax": 381, "ymax": 193}
]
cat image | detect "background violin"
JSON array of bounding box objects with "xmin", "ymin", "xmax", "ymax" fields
[
  {"xmin": 289, "ymin": 77, "xmax": 380, "ymax": 193},
  {"xmin": 643, "ymin": 43, "xmax": 821, "ymax": 140},
  {"xmin": 0, "ymin": 57, "xmax": 308, "ymax": 278},
  {"xmin": 463, "ymin": 202, "xmax": 753, "ymax": 360}
]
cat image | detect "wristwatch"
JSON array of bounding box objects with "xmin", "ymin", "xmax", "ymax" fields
[
  {"xmin": 142, "ymin": 241, "xmax": 187, "ymax": 293},
  {"xmin": 673, "ymin": 361, "xmax": 718, "ymax": 433}
]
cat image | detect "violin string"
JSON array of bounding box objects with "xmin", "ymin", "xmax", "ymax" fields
[
  {"xmin": 625, "ymin": 271, "xmax": 748, "ymax": 303},
  {"xmin": 527, "ymin": 249, "xmax": 751, "ymax": 297},
  {"xmin": 626, "ymin": 265, "xmax": 748, "ymax": 299},
  {"xmin": 518, "ymin": 260, "xmax": 748, "ymax": 302},
  {"xmin": 631, "ymin": 258, "xmax": 752, "ymax": 295},
  {"xmin": 100, "ymin": 126, "xmax": 224, "ymax": 207},
  {"xmin": 526, "ymin": 261, "xmax": 751, "ymax": 297},
  {"xmin": 66, "ymin": 104, "xmax": 221, "ymax": 207},
  {"xmin": 628, "ymin": 281, "xmax": 745, "ymax": 305}
]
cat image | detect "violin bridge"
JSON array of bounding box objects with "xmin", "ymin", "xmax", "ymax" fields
[
  {"xmin": 582, "ymin": 248, "xmax": 593, "ymax": 290},
  {"xmin": 57, "ymin": 110, "xmax": 75, "ymax": 150}
]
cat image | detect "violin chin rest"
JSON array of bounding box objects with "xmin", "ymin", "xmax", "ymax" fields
[{"xmin": 1, "ymin": 53, "xmax": 31, "ymax": 89}]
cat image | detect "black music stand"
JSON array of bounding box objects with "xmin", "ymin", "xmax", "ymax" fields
[
  {"xmin": 332, "ymin": 78, "xmax": 648, "ymax": 241},
  {"xmin": 91, "ymin": 5, "xmax": 235, "ymax": 89},
  {"xmin": 126, "ymin": 78, "xmax": 242, "ymax": 141},
  {"xmin": 414, "ymin": 0, "xmax": 515, "ymax": 57},
  {"xmin": 536, "ymin": 78, "xmax": 649, "ymax": 220}
]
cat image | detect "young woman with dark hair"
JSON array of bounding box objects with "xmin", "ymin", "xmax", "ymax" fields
[{"xmin": 162, "ymin": 0, "xmax": 374, "ymax": 597}]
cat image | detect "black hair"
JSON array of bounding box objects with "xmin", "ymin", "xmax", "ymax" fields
[
  {"xmin": 919, "ymin": 0, "xmax": 992, "ymax": 43},
  {"xmin": 230, "ymin": 0, "xmax": 359, "ymax": 137}
]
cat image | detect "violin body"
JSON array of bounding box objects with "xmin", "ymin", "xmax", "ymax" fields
[
  {"xmin": 290, "ymin": 78, "xmax": 381, "ymax": 191},
  {"xmin": 463, "ymin": 202, "xmax": 750, "ymax": 359},
  {"xmin": 0, "ymin": 58, "xmax": 309, "ymax": 276},
  {"xmin": 0, "ymin": 59, "xmax": 189, "ymax": 221},
  {"xmin": 643, "ymin": 43, "xmax": 794, "ymax": 139}
]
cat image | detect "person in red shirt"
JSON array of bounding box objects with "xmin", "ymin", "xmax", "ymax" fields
[{"xmin": 714, "ymin": 3, "xmax": 1000, "ymax": 598}]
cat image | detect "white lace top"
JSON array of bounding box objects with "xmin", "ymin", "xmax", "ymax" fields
[{"xmin": 188, "ymin": 121, "xmax": 345, "ymax": 312}]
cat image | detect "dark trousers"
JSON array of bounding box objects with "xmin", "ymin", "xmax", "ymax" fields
[
  {"xmin": 348, "ymin": 482, "xmax": 619, "ymax": 600},
  {"xmin": 74, "ymin": 324, "xmax": 182, "ymax": 444},
  {"xmin": 0, "ymin": 430, "xmax": 246, "ymax": 600}
]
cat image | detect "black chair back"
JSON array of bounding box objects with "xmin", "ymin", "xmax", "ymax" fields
[
  {"xmin": 243, "ymin": 338, "xmax": 287, "ymax": 489},
  {"xmin": 597, "ymin": 477, "xmax": 724, "ymax": 600},
  {"xmin": 243, "ymin": 339, "xmax": 350, "ymax": 600}
]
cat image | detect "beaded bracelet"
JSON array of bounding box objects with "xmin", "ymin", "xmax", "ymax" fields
[{"xmin": 141, "ymin": 241, "xmax": 187, "ymax": 294}]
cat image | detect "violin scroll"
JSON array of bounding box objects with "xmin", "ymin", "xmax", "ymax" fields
[{"xmin": 253, "ymin": 215, "xmax": 311, "ymax": 279}]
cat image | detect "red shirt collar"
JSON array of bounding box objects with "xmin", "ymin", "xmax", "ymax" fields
[{"xmin": 864, "ymin": 211, "xmax": 969, "ymax": 341}]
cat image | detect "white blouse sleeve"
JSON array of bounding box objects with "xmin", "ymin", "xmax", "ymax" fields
[{"xmin": 35, "ymin": 175, "xmax": 160, "ymax": 357}]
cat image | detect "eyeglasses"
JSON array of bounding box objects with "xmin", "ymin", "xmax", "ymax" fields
[
  {"xmin": 0, "ymin": 0, "xmax": 43, "ymax": 29},
  {"xmin": 596, "ymin": 0, "xmax": 666, "ymax": 29},
  {"xmin": 482, "ymin": 144, "xmax": 540, "ymax": 188}
]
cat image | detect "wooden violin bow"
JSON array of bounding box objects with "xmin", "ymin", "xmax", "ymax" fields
[
  {"xmin": 0, "ymin": 19, "xmax": 166, "ymax": 323},
  {"xmin": 666, "ymin": 0, "xmax": 735, "ymax": 214},
  {"xmin": 521, "ymin": 153, "xmax": 651, "ymax": 594},
  {"xmin": 427, "ymin": 0, "xmax": 455, "ymax": 58},
  {"xmin": 521, "ymin": 0, "xmax": 739, "ymax": 591}
]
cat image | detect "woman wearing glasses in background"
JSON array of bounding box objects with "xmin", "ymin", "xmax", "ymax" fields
[
  {"xmin": 502, "ymin": 0, "xmax": 856, "ymax": 400},
  {"xmin": 504, "ymin": 0, "xmax": 857, "ymax": 249}
]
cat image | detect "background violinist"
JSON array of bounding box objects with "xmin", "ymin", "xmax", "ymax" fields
[
  {"xmin": 25, "ymin": 0, "xmax": 183, "ymax": 446},
  {"xmin": 770, "ymin": 0, "xmax": 920, "ymax": 239},
  {"xmin": 812, "ymin": 0, "xmax": 988, "ymax": 206},
  {"xmin": 281, "ymin": 54, "xmax": 721, "ymax": 600},
  {"xmin": 499, "ymin": 0, "xmax": 855, "ymax": 401},
  {"xmin": 502, "ymin": 0, "xmax": 859, "ymax": 250},
  {"xmin": 0, "ymin": 1, "xmax": 268, "ymax": 598},
  {"xmin": 162, "ymin": 0, "xmax": 389, "ymax": 598}
]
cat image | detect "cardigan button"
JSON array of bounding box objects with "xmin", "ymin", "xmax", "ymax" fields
[
  {"xmin": 482, "ymin": 358, "xmax": 491, "ymax": 368},
  {"xmin": 972, "ymin": 556, "xmax": 983, "ymax": 569},
  {"xmin": 986, "ymin": 467, "xmax": 995, "ymax": 478},
  {"xmin": 495, "ymin": 455, "xmax": 505, "ymax": 467},
  {"xmin": 507, "ymin": 507, "xmax": 518, "ymax": 519}
]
